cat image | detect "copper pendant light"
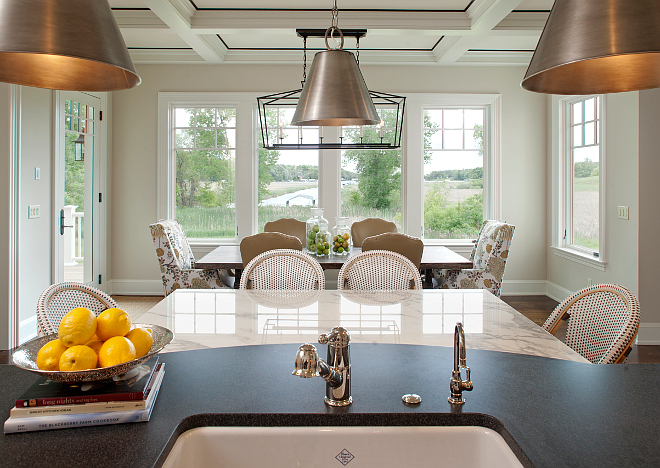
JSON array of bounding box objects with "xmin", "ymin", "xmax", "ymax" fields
[
  {"xmin": 290, "ymin": 0, "xmax": 379, "ymax": 126},
  {"xmin": 522, "ymin": 0, "xmax": 660, "ymax": 95},
  {"xmin": 0, "ymin": 0, "xmax": 140, "ymax": 91}
]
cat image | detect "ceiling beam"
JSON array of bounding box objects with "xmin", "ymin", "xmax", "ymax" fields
[{"xmin": 142, "ymin": 0, "xmax": 227, "ymax": 63}]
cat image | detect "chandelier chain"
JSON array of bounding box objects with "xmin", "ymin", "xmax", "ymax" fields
[
  {"xmin": 332, "ymin": 0, "xmax": 339, "ymax": 29},
  {"xmin": 356, "ymin": 36, "xmax": 360, "ymax": 66},
  {"xmin": 301, "ymin": 36, "xmax": 307, "ymax": 87}
]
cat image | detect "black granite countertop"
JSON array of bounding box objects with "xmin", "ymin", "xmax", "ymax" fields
[{"xmin": 1, "ymin": 344, "xmax": 659, "ymax": 468}]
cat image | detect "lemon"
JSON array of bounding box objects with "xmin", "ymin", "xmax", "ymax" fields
[
  {"xmin": 125, "ymin": 328, "xmax": 154, "ymax": 358},
  {"xmin": 96, "ymin": 308, "xmax": 131, "ymax": 341},
  {"xmin": 85, "ymin": 339, "xmax": 104, "ymax": 357},
  {"xmin": 98, "ymin": 336, "xmax": 137, "ymax": 367},
  {"xmin": 58, "ymin": 307, "xmax": 98, "ymax": 347},
  {"xmin": 36, "ymin": 339, "xmax": 69, "ymax": 371},
  {"xmin": 59, "ymin": 345, "xmax": 98, "ymax": 371}
]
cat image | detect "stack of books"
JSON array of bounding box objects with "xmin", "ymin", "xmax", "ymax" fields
[{"xmin": 5, "ymin": 356, "xmax": 164, "ymax": 434}]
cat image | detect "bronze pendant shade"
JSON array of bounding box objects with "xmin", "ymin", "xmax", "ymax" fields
[
  {"xmin": 0, "ymin": 0, "xmax": 140, "ymax": 91},
  {"xmin": 291, "ymin": 49, "xmax": 380, "ymax": 126},
  {"xmin": 522, "ymin": 0, "xmax": 660, "ymax": 95}
]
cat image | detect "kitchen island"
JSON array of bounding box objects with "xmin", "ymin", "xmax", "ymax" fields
[{"xmin": 1, "ymin": 343, "xmax": 659, "ymax": 468}]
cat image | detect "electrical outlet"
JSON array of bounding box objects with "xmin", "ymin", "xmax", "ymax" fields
[
  {"xmin": 28, "ymin": 205, "xmax": 40, "ymax": 219},
  {"xmin": 35, "ymin": 167, "xmax": 40, "ymax": 180},
  {"xmin": 617, "ymin": 206, "xmax": 629, "ymax": 219}
]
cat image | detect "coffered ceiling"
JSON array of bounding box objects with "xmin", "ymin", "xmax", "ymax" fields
[{"xmin": 109, "ymin": 0, "xmax": 553, "ymax": 65}]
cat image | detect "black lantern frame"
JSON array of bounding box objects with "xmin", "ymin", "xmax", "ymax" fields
[
  {"xmin": 257, "ymin": 29, "xmax": 406, "ymax": 150},
  {"xmin": 74, "ymin": 134, "xmax": 85, "ymax": 161}
]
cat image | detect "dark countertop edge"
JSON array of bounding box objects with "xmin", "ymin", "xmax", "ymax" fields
[{"xmin": 153, "ymin": 412, "xmax": 533, "ymax": 468}]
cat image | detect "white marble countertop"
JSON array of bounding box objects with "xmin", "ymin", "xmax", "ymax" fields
[{"xmin": 137, "ymin": 289, "xmax": 588, "ymax": 363}]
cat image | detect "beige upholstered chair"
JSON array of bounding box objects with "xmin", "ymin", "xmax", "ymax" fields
[
  {"xmin": 350, "ymin": 218, "xmax": 397, "ymax": 247},
  {"xmin": 264, "ymin": 218, "xmax": 307, "ymax": 246},
  {"xmin": 37, "ymin": 282, "xmax": 117, "ymax": 336},
  {"xmin": 338, "ymin": 250, "xmax": 422, "ymax": 290},
  {"xmin": 542, "ymin": 283, "xmax": 640, "ymax": 364},
  {"xmin": 239, "ymin": 249, "xmax": 325, "ymax": 290},
  {"xmin": 240, "ymin": 232, "xmax": 303, "ymax": 267},
  {"xmin": 433, "ymin": 219, "xmax": 514, "ymax": 297},
  {"xmin": 149, "ymin": 219, "xmax": 233, "ymax": 296},
  {"xmin": 361, "ymin": 232, "xmax": 424, "ymax": 270}
]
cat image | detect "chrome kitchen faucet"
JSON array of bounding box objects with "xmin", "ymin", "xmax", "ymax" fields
[
  {"xmin": 449, "ymin": 322, "xmax": 473, "ymax": 405},
  {"xmin": 292, "ymin": 326, "xmax": 352, "ymax": 406}
]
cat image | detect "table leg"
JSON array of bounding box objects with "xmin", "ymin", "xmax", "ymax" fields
[
  {"xmin": 424, "ymin": 269, "xmax": 433, "ymax": 289},
  {"xmin": 234, "ymin": 269, "xmax": 243, "ymax": 289}
]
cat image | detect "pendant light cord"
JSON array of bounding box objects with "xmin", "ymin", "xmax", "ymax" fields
[{"xmin": 356, "ymin": 36, "xmax": 360, "ymax": 67}]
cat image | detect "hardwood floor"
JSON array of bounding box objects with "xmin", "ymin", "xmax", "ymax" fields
[{"xmin": 2, "ymin": 295, "xmax": 659, "ymax": 364}]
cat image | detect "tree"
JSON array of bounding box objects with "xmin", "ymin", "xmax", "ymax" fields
[
  {"xmin": 64, "ymin": 132, "xmax": 85, "ymax": 210},
  {"xmin": 176, "ymin": 109, "xmax": 236, "ymax": 208},
  {"xmin": 574, "ymin": 158, "xmax": 598, "ymax": 178}
]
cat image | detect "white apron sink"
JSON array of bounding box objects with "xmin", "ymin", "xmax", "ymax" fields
[{"xmin": 162, "ymin": 425, "xmax": 525, "ymax": 468}]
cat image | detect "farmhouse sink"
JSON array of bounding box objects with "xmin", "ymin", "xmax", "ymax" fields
[{"xmin": 161, "ymin": 425, "xmax": 525, "ymax": 468}]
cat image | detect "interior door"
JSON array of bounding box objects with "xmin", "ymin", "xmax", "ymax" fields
[{"xmin": 54, "ymin": 91, "xmax": 103, "ymax": 287}]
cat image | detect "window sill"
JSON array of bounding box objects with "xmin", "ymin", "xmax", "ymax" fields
[{"xmin": 552, "ymin": 246, "xmax": 606, "ymax": 271}]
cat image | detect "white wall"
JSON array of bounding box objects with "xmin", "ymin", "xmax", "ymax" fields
[
  {"xmin": 18, "ymin": 86, "xmax": 53, "ymax": 342},
  {"xmin": 638, "ymin": 88, "xmax": 660, "ymax": 344},
  {"xmin": 0, "ymin": 84, "xmax": 14, "ymax": 348},
  {"xmin": 110, "ymin": 64, "xmax": 548, "ymax": 295}
]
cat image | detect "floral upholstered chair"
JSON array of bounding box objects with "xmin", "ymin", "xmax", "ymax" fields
[
  {"xmin": 149, "ymin": 219, "xmax": 232, "ymax": 296},
  {"xmin": 433, "ymin": 220, "xmax": 515, "ymax": 297}
]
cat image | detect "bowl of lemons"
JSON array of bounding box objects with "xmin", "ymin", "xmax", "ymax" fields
[{"xmin": 12, "ymin": 307, "xmax": 173, "ymax": 383}]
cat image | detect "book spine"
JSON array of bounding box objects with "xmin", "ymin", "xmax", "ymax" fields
[
  {"xmin": 10, "ymin": 400, "xmax": 147, "ymax": 418},
  {"xmin": 15, "ymin": 391, "xmax": 144, "ymax": 408},
  {"xmin": 4, "ymin": 409, "xmax": 150, "ymax": 434}
]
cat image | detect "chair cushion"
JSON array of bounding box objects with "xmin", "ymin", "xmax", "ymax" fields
[{"xmin": 472, "ymin": 220, "xmax": 503, "ymax": 270}]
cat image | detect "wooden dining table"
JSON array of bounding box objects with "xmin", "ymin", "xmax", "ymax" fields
[{"xmin": 196, "ymin": 244, "xmax": 473, "ymax": 288}]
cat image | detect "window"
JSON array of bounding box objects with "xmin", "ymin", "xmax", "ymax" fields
[
  {"xmin": 159, "ymin": 93, "xmax": 501, "ymax": 247},
  {"xmin": 257, "ymin": 107, "xmax": 319, "ymax": 232},
  {"xmin": 552, "ymin": 95, "xmax": 606, "ymax": 269},
  {"xmin": 423, "ymin": 107, "xmax": 485, "ymax": 239},
  {"xmin": 173, "ymin": 106, "xmax": 236, "ymax": 238}
]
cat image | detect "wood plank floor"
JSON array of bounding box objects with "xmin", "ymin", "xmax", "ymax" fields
[{"xmin": 2, "ymin": 295, "xmax": 659, "ymax": 364}]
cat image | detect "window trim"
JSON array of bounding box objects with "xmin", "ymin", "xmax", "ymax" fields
[{"xmin": 551, "ymin": 94, "xmax": 607, "ymax": 270}]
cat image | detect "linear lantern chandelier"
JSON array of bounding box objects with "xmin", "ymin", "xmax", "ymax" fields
[{"xmin": 257, "ymin": 2, "xmax": 405, "ymax": 150}]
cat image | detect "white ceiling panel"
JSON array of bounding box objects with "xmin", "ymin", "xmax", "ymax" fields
[
  {"xmin": 190, "ymin": 0, "xmax": 472, "ymax": 10},
  {"xmin": 113, "ymin": 0, "xmax": 549, "ymax": 65}
]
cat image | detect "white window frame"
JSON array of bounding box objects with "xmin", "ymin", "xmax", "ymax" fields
[
  {"xmin": 404, "ymin": 94, "xmax": 501, "ymax": 249},
  {"xmin": 551, "ymin": 94, "xmax": 607, "ymax": 271},
  {"xmin": 158, "ymin": 92, "xmax": 502, "ymax": 253}
]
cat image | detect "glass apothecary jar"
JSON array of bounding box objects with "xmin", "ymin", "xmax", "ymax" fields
[
  {"xmin": 332, "ymin": 216, "xmax": 352, "ymax": 256},
  {"xmin": 305, "ymin": 208, "xmax": 328, "ymax": 255},
  {"xmin": 315, "ymin": 230, "xmax": 331, "ymax": 257}
]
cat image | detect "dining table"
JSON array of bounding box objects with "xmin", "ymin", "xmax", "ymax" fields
[
  {"xmin": 196, "ymin": 244, "xmax": 474, "ymax": 288},
  {"xmin": 136, "ymin": 289, "xmax": 588, "ymax": 363}
]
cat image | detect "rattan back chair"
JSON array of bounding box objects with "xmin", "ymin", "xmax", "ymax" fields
[
  {"xmin": 338, "ymin": 250, "xmax": 423, "ymax": 291},
  {"xmin": 240, "ymin": 232, "xmax": 303, "ymax": 267},
  {"xmin": 361, "ymin": 232, "xmax": 424, "ymax": 270},
  {"xmin": 542, "ymin": 283, "xmax": 640, "ymax": 364},
  {"xmin": 350, "ymin": 218, "xmax": 397, "ymax": 247},
  {"xmin": 264, "ymin": 218, "xmax": 307, "ymax": 246},
  {"xmin": 37, "ymin": 282, "xmax": 118, "ymax": 336},
  {"xmin": 239, "ymin": 249, "xmax": 325, "ymax": 290}
]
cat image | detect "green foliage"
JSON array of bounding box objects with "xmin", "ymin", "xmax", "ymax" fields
[
  {"xmin": 64, "ymin": 132, "xmax": 85, "ymax": 210},
  {"xmin": 574, "ymin": 158, "xmax": 598, "ymax": 178},
  {"xmin": 423, "ymin": 182, "xmax": 483, "ymax": 239},
  {"xmin": 425, "ymin": 167, "xmax": 483, "ymax": 181}
]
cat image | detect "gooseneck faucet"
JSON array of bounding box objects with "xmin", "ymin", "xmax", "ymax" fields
[
  {"xmin": 292, "ymin": 326, "xmax": 351, "ymax": 406},
  {"xmin": 449, "ymin": 322, "xmax": 473, "ymax": 405}
]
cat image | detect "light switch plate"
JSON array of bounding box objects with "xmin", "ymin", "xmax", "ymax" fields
[
  {"xmin": 35, "ymin": 167, "xmax": 40, "ymax": 180},
  {"xmin": 28, "ymin": 205, "xmax": 40, "ymax": 219},
  {"xmin": 617, "ymin": 206, "xmax": 629, "ymax": 220}
]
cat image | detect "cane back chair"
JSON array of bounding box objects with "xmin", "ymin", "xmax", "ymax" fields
[
  {"xmin": 542, "ymin": 283, "xmax": 640, "ymax": 364},
  {"xmin": 239, "ymin": 249, "xmax": 325, "ymax": 290},
  {"xmin": 338, "ymin": 250, "xmax": 422, "ymax": 291}
]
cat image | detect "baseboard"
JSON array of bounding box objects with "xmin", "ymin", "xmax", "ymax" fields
[
  {"xmin": 109, "ymin": 280, "xmax": 164, "ymax": 296},
  {"xmin": 501, "ymin": 280, "xmax": 547, "ymax": 296},
  {"xmin": 545, "ymin": 281, "xmax": 574, "ymax": 302},
  {"xmin": 637, "ymin": 323, "xmax": 660, "ymax": 345}
]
